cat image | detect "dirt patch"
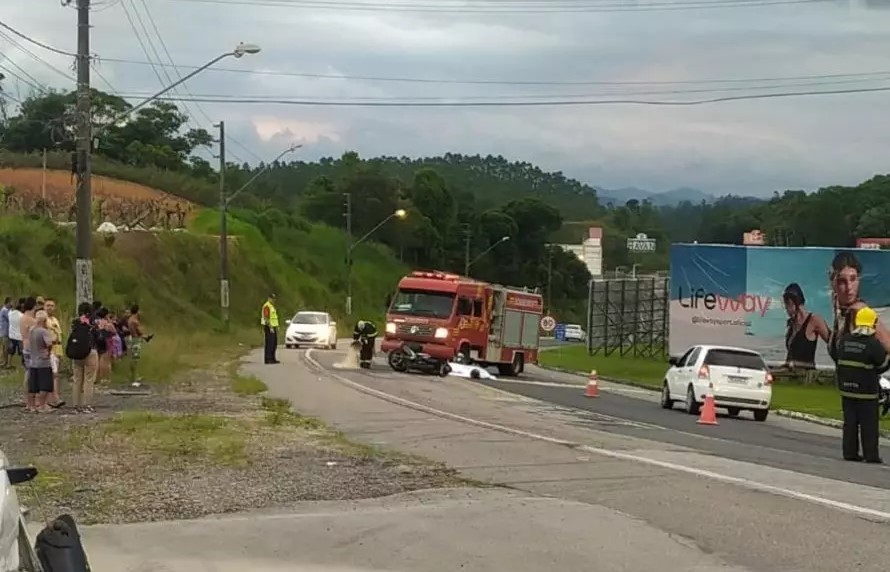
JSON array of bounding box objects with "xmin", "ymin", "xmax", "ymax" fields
[{"xmin": 0, "ymin": 362, "xmax": 463, "ymax": 525}]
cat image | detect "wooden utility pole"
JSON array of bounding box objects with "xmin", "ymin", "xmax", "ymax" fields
[
  {"xmin": 75, "ymin": 0, "xmax": 93, "ymax": 306},
  {"xmin": 216, "ymin": 121, "xmax": 229, "ymax": 325}
]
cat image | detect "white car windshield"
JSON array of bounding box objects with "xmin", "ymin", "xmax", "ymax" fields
[
  {"xmin": 704, "ymin": 349, "xmax": 766, "ymax": 371},
  {"xmin": 293, "ymin": 313, "xmax": 328, "ymax": 325}
]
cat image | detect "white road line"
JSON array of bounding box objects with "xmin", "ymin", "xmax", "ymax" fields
[
  {"xmin": 492, "ymin": 377, "xmax": 651, "ymax": 394},
  {"xmin": 304, "ymin": 349, "xmax": 890, "ymax": 522}
]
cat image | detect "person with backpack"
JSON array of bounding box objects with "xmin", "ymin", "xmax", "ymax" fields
[{"xmin": 66, "ymin": 302, "xmax": 99, "ymax": 414}]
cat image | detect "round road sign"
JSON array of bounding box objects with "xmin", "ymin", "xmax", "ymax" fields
[{"xmin": 540, "ymin": 315, "xmax": 557, "ymax": 332}]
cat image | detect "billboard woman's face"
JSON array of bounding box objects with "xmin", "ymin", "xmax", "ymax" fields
[
  {"xmin": 783, "ymin": 298, "xmax": 797, "ymax": 317},
  {"xmin": 834, "ymin": 266, "xmax": 860, "ymax": 307}
]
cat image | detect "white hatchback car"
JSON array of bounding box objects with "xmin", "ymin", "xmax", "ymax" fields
[
  {"xmin": 661, "ymin": 344, "xmax": 773, "ymax": 421},
  {"xmin": 285, "ymin": 311, "xmax": 338, "ymax": 350}
]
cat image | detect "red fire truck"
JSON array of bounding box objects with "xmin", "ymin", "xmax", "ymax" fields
[{"xmin": 381, "ymin": 270, "xmax": 544, "ymax": 376}]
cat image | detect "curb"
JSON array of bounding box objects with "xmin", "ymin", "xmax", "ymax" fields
[{"xmin": 537, "ymin": 364, "xmax": 890, "ymax": 438}]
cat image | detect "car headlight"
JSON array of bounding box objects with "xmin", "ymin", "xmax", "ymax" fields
[
  {"xmin": 434, "ymin": 327, "xmax": 448, "ymax": 339},
  {"xmin": 386, "ymin": 322, "xmax": 396, "ymax": 334}
]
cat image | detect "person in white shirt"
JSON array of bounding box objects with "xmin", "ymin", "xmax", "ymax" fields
[{"xmin": 7, "ymin": 298, "xmax": 23, "ymax": 364}]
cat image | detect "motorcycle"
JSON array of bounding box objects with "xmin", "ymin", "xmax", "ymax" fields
[{"xmin": 387, "ymin": 342, "xmax": 451, "ymax": 377}]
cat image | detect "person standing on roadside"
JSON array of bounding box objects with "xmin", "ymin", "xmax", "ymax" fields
[
  {"xmin": 0, "ymin": 297, "xmax": 11, "ymax": 368},
  {"xmin": 44, "ymin": 298, "xmax": 65, "ymax": 408},
  {"xmin": 261, "ymin": 294, "xmax": 280, "ymax": 364},
  {"xmin": 8, "ymin": 299, "xmax": 23, "ymax": 365},
  {"xmin": 67, "ymin": 302, "xmax": 99, "ymax": 414},
  {"xmin": 834, "ymin": 306, "xmax": 887, "ymax": 464},
  {"xmin": 126, "ymin": 305, "xmax": 151, "ymax": 384},
  {"xmin": 19, "ymin": 297, "xmax": 37, "ymax": 409},
  {"xmin": 27, "ymin": 310, "xmax": 55, "ymax": 413}
]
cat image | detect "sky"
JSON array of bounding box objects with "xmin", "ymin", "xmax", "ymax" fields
[{"xmin": 2, "ymin": 0, "xmax": 890, "ymax": 197}]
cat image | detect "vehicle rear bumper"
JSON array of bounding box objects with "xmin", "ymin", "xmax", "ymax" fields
[
  {"xmin": 285, "ymin": 335, "xmax": 331, "ymax": 347},
  {"xmin": 381, "ymin": 339, "xmax": 455, "ymax": 360},
  {"xmin": 709, "ymin": 386, "xmax": 772, "ymax": 410}
]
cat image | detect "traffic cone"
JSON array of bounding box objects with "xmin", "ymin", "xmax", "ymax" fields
[
  {"xmin": 697, "ymin": 383, "xmax": 718, "ymax": 425},
  {"xmin": 585, "ymin": 370, "xmax": 600, "ymax": 398}
]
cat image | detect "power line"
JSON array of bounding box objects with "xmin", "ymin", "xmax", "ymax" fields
[
  {"xmin": 0, "ymin": 63, "xmax": 44, "ymax": 93},
  {"xmin": 163, "ymin": 0, "xmax": 829, "ymax": 14},
  {"xmin": 110, "ymin": 76, "xmax": 890, "ymax": 101},
  {"xmin": 0, "ymin": 91, "xmax": 22, "ymax": 104},
  {"xmin": 0, "ymin": 30, "xmax": 75, "ymax": 82},
  {"xmin": 134, "ymin": 0, "xmax": 261, "ymax": 163},
  {"xmin": 0, "ymin": 20, "xmax": 77, "ymax": 57},
  {"xmin": 98, "ymin": 56, "xmax": 890, "ymax": 88},
  {"xmin": 123, "ymin": 85, "xmax": 890, "ymax": 106}
]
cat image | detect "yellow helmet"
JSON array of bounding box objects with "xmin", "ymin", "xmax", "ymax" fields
[{"xmin": 854, "ymin": 306, "xmax": 878, "ymax": 329}]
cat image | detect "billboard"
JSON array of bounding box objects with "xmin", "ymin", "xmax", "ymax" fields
[{"xmin": 669, "ymin": 244, "xmax": 890, "ymax": 367}]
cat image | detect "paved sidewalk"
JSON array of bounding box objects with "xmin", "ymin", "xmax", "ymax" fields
[
  {"xmin": 242, "ymin": 348, "xmax": 890, "ymax": 572},
  {"xmin": 59, "ymin": 488, "xmax": 753, "ymax": 572}
]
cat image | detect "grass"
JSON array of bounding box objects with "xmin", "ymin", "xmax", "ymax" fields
[
  {"xmin": 232, "ymin": 373, "xmax": 268, "ymax": 396},
  {"xmin": 540, "ymin": 345, "xmax": 890, "ymax": 430},
  {"xmin": 101, "ymin": 410, "xmax": 249, "ymax": 466}
]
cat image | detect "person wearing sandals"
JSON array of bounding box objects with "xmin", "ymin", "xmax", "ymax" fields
[{"xmin": 27, "ymin": 310, "xmax": 55, "ymax": 413}]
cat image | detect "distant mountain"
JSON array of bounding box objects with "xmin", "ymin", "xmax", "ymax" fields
[{"xmin": 596, "ymin": 186, "xmax": 715, "ymax": 207}]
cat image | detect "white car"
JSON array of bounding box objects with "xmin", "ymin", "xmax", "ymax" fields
[
  {"xmin": 564, "ymin": 324, "xmax": 587, "ymax": 343},
  {"xmin": 284, "ymin": 311, "xmax": 338, "ymax": 350},
  {"xmin": 1, "ymin": 450, "xmax": 38, "ymax": 572},
  {"xmin": 661, "ymin": 344, "xmax": 772, "ymax": 422}
]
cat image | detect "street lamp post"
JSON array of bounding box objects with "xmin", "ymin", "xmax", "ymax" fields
[
  {"xmin": 345, "ymin": 207, "xmax": 408, "ymax": 315},
  {"xmin": 465, "ymin": 236, "xmax": 510, "ymax": 276},
  {"xmin": 217, "ymin": 140, "xmax": 302, "ymax": 326},
  {"xmin": 75, "ymin": 42, "xmax": 261, "ymax": 307}
]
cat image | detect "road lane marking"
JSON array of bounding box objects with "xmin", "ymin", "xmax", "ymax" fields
[{"xmin": 305, "ymin": 349, "xmax": 890, "ymax": 522}]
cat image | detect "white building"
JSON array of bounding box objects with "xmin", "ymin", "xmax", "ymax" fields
[{"xmin": 553, "ymin": 227, "xmax": 603, "ymax": 278}]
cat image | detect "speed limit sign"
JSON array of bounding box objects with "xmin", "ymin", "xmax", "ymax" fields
[{"xmin": 540, "ymin": 315, "xmax": 557, "ymax": 332}]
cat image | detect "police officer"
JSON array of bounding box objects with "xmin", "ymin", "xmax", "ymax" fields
[
  {"xmin": 833, "ymin": 306, "xmax": 887, "ymax": 463},
  {"xmin": 352, "ymin": 319, "xmax": 378, "ymax": 369},
  {"xmin": 261, "ymin": 294, "xmax": 279, "ymax": 365}
]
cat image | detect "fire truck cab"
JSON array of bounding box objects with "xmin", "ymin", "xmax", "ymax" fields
[{"xmin": 382, "ymin": 270, "xmax": 543, "ymax": 377}]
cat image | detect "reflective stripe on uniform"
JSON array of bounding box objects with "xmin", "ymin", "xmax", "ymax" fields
[
  {"xmin": 837, "ymin": 359, "xmax": 874, "ymax": 369},
  {"xmin": 840, "ymin": 390, "xmax": 880, "ymax": 399}
]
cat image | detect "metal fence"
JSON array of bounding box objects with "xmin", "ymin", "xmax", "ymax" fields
[{"xmin": 586, "ymin": 277, "xmax": 669, "ymax": 358}]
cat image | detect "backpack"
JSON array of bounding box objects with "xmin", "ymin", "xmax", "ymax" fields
[{"xmin": 65, "ymin": 321, "xmax": 92, "ymax": 360}]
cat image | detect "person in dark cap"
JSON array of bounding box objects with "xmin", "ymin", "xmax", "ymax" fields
[
  {"xmin": 782, "ymin": 282, "xmax": 829, "ymax": 369},
  {"xmin": 261, "ymin": 293, "xmax": 280, "ymax": 364}
]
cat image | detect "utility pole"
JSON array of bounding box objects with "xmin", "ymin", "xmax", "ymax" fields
[
  {"xmin": 344, "ymin": 192, "xmax": 353, "ymax": 315},
  {"xmin": 75, "ymin": 0, "xmax": 93, "ymax": 307},
  {"xmin": 216, "ymin": 121, "xmax": 229, "ymax": 326},
  {"xmin": 463, "ymin": 224, "xmax": 471, "ymax": 276},
  {"xmin": 546, "ymin": 248, "xmax": 553, "ymax": 313}
]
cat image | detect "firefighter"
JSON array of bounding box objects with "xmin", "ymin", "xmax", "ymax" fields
[
  {"xmin": 834, "ymin": 306, "xmax": 887, "ymax": 464},
  {"xmin": 261, "ymin": 294, "xmax": 280, "ymax": 365},
  {"xmin": 352, "ymin": 319, "xmax": 378, "ymax": 369}
]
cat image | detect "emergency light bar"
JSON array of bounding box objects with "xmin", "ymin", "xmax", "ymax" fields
[{"xmin": 410, "ymin": 270, "xmax": 462, "ymax": 281}]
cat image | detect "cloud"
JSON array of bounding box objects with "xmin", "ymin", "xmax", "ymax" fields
[{"xmin": 3, "ymin": 0, "xmax": 890, "ymax": 197}]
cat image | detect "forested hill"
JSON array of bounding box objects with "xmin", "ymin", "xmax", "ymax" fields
[{"xmin": 243, "ymin": 152, "xmax": 604, "ymax": 221}]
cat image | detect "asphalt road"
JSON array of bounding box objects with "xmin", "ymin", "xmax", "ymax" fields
[{"xmin": 318, "ymin": 347, "xmax": 890, "ymax": 490}]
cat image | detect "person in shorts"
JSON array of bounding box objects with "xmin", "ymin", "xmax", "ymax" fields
[
  {"xmin": 44, "ymin": 298, "xmax": 65, "ymax": 408},
  {"xmin": 0, "ymin": 297, "xmax": 11, "ymax": 368},
  {"xmin": 27, "ymin": 310, "xmax": 55, "ymax": 413}
]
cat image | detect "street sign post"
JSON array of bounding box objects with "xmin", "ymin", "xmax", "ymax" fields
[
  {"xmin": 626, "ymin": 232, "xmax": 657, "ymax": 253},
  {"xmin": 554, "ymin": 323, "xmax": 566, "ymax": 342},
  {"xmin": 540, "ymin": 315, "xmax": 557, "ymax": 333}
]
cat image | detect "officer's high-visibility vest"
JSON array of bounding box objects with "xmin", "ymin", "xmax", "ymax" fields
[{"xmin": 261, "ymin": 301, "xmax": 279, "ymax": 328}]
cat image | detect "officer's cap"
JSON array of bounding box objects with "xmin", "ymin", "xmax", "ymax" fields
[{"xmin": 854, "ymin": 306, "xmax": 878, "ymax": 329}]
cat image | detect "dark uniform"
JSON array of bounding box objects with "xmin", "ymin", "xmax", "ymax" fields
[
  {"xmin": 832, "ymin": 312, "xmax": 888, "ymax": 463},
  {"xmin": 352, "ymin": 320, "xmax": 378, "ymax": 369}
]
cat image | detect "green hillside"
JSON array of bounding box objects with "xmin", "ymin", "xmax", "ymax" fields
[{"xmin": 0, "ymin": 213, "xmax": 404, "ymax": 329}]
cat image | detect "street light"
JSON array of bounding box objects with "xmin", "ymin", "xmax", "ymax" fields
[
  {"xmin": 345, "ymin": 207, "xmax": 408, "ymax": 315},
  {"xmin": 76, "ymin": 42, "xmax": 262, "ymax": 307},
  {"xmin": 218, "ymin": 141, "xmax": 302, "ymax": 326},
  {"xmin": 466, "ymin": 236, "xmax": 510, "ymax": 275}
]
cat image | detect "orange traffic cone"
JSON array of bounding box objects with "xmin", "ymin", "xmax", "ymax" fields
[
  {"xmin": 697, "ymin": 382, "xmax": 718, "ymax": 425},
  {"xmin": 585, "ymin": 370, "xmax": 600, "ymax": 398}
]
